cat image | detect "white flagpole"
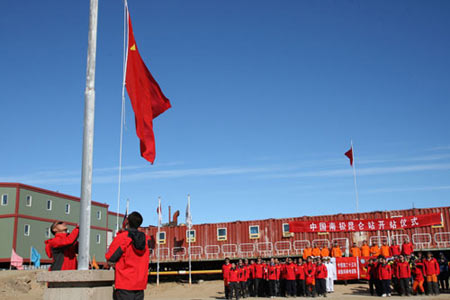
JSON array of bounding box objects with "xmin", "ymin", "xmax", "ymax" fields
[
  {"xmin": 157, "ymin": 197, "xmax": 161, "ymax": 286},
  {"xmin": 187, "ymin": 194, "xmax": 192, "ymax": 286},
  {"xmin": 78, "ymin": 0, "xmax": 99, "ymax": 270},
  {"xmin": 116, "ymin": 0, "xmax": 129, "ymax": 236},
  {"xmin": 351, "ymin": 140, "xmax": 359, "ymax": 213},
  {"xmin": 30, "ymin": 246, "xmax": 32, "ymax": 268}
]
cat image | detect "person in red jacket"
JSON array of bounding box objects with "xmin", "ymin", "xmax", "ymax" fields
[
  {"xmin": 390, "ymin": 240, "xmax": 401, "ymax": 257},
  {"xmin": 378, "ymin": 256, "xmax": 392, "ymax": 297},
  {"xmin": 396, "ymin": 255, "xmax": 411, "ymax": 296},
  {"xmin": 367, "ymin": 259, "xmax": 377, "ymax": 296},
  {"xmin": 284, "ymin": 257, "xmax": 297, "ymax": 297},
  {"xmin": 411, "ymin": 263, "xmax": 425, "ymax": 295},
  {"xmin": 237, "ymin": 260, "xmax": 248, "ymax": 298},
  {"xmin": 222, "ymin": 258, "xmax": 232, "ymax": 299},
  {"xmin": 253, "ymin": 257, "xmax": 264, "ymax": 297},
  {"xmin": 44, "ymin": 221, "xmax": 79, "ymax": 271},
  {"xmin": 244, "ymin": 259, "xmax": 253, "ymax": 297},
  {"xmin": 105, "ymin": 212, "xmax": 149, "ymax": 300},
  {"xmin": 274, "ymin": 258, "xmax": 281, "ymax": 296},
  {"xmin": 296, "ymin": 258, "xmax": 306, "ymax": 297},
  {"xmin": 315, "ymin": 259, "xmax": 328, "ymax": 297},
  {"xmin": 267, "ymin": 258, "xmax": 278, "ymax": 298},
  {"xmin": 423, "ymin": 252, "xmax": 440, "ymax": 295},
  {"xmin": 304, "ymin": 256, "xmax": 316, "ymax": 297},
  {"xmin": 401, "ymin": 241, "xmax": 414, "ymax": 257},
  {"xmin": 228, "ymin": 263, "xmax": 240, "ymax": 300}
]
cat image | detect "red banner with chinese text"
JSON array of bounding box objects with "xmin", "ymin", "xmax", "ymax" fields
[
  {"xmin": 289, "ymin": 213, "xmax": 441, "ymax": 233},
  {"xmin": 335, "ymin": 257, "xmax": 359, "ymax": 280}
]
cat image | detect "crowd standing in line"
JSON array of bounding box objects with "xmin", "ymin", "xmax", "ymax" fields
[{"xmin": 222, "ymin": 240, "xmax": 450, "ymax": 299}]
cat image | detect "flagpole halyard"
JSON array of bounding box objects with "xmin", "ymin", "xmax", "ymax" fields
[{"xmin": 187, "ymin": 194, "xmax": 192, "ymax": 286}]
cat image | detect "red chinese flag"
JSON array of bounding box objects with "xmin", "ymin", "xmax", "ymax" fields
[
  {"xmin": 125, "ymin": 10, "xmax": 171, "ymax": 164},
  {"xmin": 345, "ymin": 147, "xmax": 353, "ymax": 166}
]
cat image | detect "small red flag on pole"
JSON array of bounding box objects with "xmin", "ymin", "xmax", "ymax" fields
[
  {"xmin": 125, "ymin": 8, "xmax": 171, "ymax": 164},
  {"xmin": 345, "ymin": 147, "xmax": 353, "ymax": 166}
]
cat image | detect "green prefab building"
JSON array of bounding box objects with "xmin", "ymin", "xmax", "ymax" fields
[{"xmin": 0, "ymin": 183, "xmax": 124, "ymax": 268}]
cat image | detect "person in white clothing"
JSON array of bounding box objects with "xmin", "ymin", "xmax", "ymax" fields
[{"xmin": 325, "ymin": 257, "xmax": 337, "ymax": 293}]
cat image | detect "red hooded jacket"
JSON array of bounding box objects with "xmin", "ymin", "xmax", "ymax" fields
[
  {"xmin": 412, "ymin": 267, "xmax": 424, "ymax": 282},
  {"xmin": 423, "ymin": 258, "xmax": 440, "ymax": 276},
  {"xmin": 267, "ymin": 264, "xmax": 278, "ymax": 280},
  {"xmin": 296, "ymin": 264, "xmax": 305, "ymax": 280},
  {"xmin": 401, "ymin": 242, "xmax": 414, "ymax": 256},
  {"xmin": 45, "ymin": 226, "xmax": 79, "ymax": 271},
  {"xmin": 395, "ymin": 261, "xmax": 411, "ymax": 279},
  {"xmin": 228, "ymin": 268, "xmax": 239, "ymax": 282},
  {"xmin": 390, "ymin": 245, "xmax": 401, "ymax": 256},
  {"xmin": 378, "ymin": 264, "xmax": 392, "ymax": 280},
  {"xmin": 105, "ymin": 229, "xmax": 149, "ymax": 291},
  {"xmin": 315, "ymin": 264, "xmax": 328, "ymax": 279},
  {"xmin": 254, "ymin": 263, "xmax": 264, "ymax": 279},
  {"xmin": 284, "ymin": 263, "xmax": 297, "ymax": 280}
]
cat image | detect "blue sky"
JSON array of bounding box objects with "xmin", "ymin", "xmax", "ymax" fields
[{"xmin": 1, "ymin": 0, "xmax": 449, "ymax": 226}]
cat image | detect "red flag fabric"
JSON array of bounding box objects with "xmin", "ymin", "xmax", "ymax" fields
[
  {"xmin": 125, "ymin": 9, "xmax": 171, "ymax": 164},
  {"xmin": 345, "ymin": 147, "xmax": 353, "ymax": 166}
]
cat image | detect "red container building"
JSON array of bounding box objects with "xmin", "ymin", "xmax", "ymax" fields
[{"xmin": 143, "ymin": 206, "xmax": 450, "ymax": 263}]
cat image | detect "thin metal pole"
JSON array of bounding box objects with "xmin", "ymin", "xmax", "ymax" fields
[
  {"xmin": 188, "ymin": 194, "xmax": 192, "ymax": 286},
  {"xmin": 116, "ymin": 0, "xmax": 129, "ymax": 235},
  {"xmin": 157, "ymin": 197, "xmax": 161, "ymax": 286},
  {"xmin": 78, "ymin": 0, "xmax": 99, "ymax": 270},
  {"xmin": 351, "ymin": 140, "xmax": 359, "ymax": 213}
]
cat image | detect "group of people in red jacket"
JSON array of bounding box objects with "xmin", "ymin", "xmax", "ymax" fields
[
  {"xmin": 45, "ymin": 212, "xmax": 149, "ymax": 300},
  {"xmin": 367, "ymin": 251, "xmax": 444, "ymax": 297},
  {"xmin": 222, "ymin": 256, "xmax": 334, "ymax": 299}
]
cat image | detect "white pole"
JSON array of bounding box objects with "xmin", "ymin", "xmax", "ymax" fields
[
  {"xmin": 351, "ymin": 140, "xmax": 359, "ymax": 213},
  {"xmin": 79, "ymin": 0, "xmax": 99, "ymax": 270},
  {"xmin": 188, "ymin": 194, "xmax": 192, "ymax": 286},
  {"xmin": 157, "ymin": 197, "xmax": 161, "ymax": 286},
  {"xmin": 116, "ymin": 0, "xmax": 129, "ymax": 236}
]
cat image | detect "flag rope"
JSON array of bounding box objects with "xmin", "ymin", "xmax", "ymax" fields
[{"xmin": 116, "ymin": 0, "xmax": 130, "ymax": 233}]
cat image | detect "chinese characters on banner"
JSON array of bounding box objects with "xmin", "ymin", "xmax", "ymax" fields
[
  {"xmin": 289, "ymin": 213, "xmax": 441, "ymax": 233},
  {"xmin": 335, "ymin": 257, "xmax": 369, "ymax": 280},
  {"xmin": 335, "ymin": 257, "xmax": 359, "ymax": 280}
]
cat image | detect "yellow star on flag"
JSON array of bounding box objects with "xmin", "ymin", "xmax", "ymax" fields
[{"xmin": 130, "ymin": 44, "xmax": 136, "ymax": 51}]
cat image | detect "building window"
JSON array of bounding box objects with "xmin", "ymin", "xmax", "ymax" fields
[
  {"xmin": 282, "ymin": 223, "xmax": 292, "ymax": 237},
  {"xmin": 186, "ymin": 229, "xmax": 196, "ymax": 243},
  {"xmin": 46, "ymin": 200, "xmax": 52, "ymax": 211},
  {"xmin": 1, "ymin": 194, "xmax": 7, "ymax": 206},
  {"xmin": 26, "ymin": 195, "xmax": 32, "ymax": 207},
  {"xmin": 158, "ymin": 231, "xmax": 166, "ymax": 244},
  {"xmin": 45, "ymin": 227, "xmax": 51, "ymax": 238},
  {"xmin": 96, "ymin": 234, "xmax": 101, "ymax": 244},
  {"xmin": 24, "ymin": 224, "xmax": 31, "ymax": 236},
  {"xmin": 96, "ymin": 211, "xmax": 101, "ymax": 220},
  {"xmin": 249, "ymin": 225, "xmax": 260, "ymax": 239},
  {"xmin": 65, "ymin": 203, "xmax": 70, "ymax": 214},
  {"xmin": 217, "ymin": 228, "xmax": 227, "ymax": 241}
]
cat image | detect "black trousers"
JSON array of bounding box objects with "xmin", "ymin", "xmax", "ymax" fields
[
  {"xmin": 113, "ymin": 289, "xmax": 144, "ymax": 300},
  {"xmin": 381, "ymin": 279, "xmax": 391, "ymax": 295},
  {"xmin": 286, "ymin": 280, "xmax": 297, "ymax": 296},
  {"xmin": 239, "ymin": 281, "xmax": 247, "ymax": 297},
  {"xmin": 229, "ymin": 282, "xmax": 240, "ymax": 300},
  {"xmin": 254, "ymin": 278, "xmax": 262, "ymax": 297},
  {"xmin": 368, "ymin": 279, "xmax": 376, "ymax": 296},
  {"xmin": 439, "ymin": 272, "xmax": 449, "ymax": 290},
  {"xmin": 247, "ymin": 279, "xmax": 254, "ymax": 297},
  {"xmin": 399, "ymin": 278, "xmax": 410, "ymax": 295},
  {"xmin": 269, "ymin": 280, "xmax": 277, "ymax": 297},
  {"xmin": 316, "ymin": 278, "xmax": 326, "ymax": 295},
  {"xmin": 297, "ymin": 279, "xmax": 306, "ymax": 296}
]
